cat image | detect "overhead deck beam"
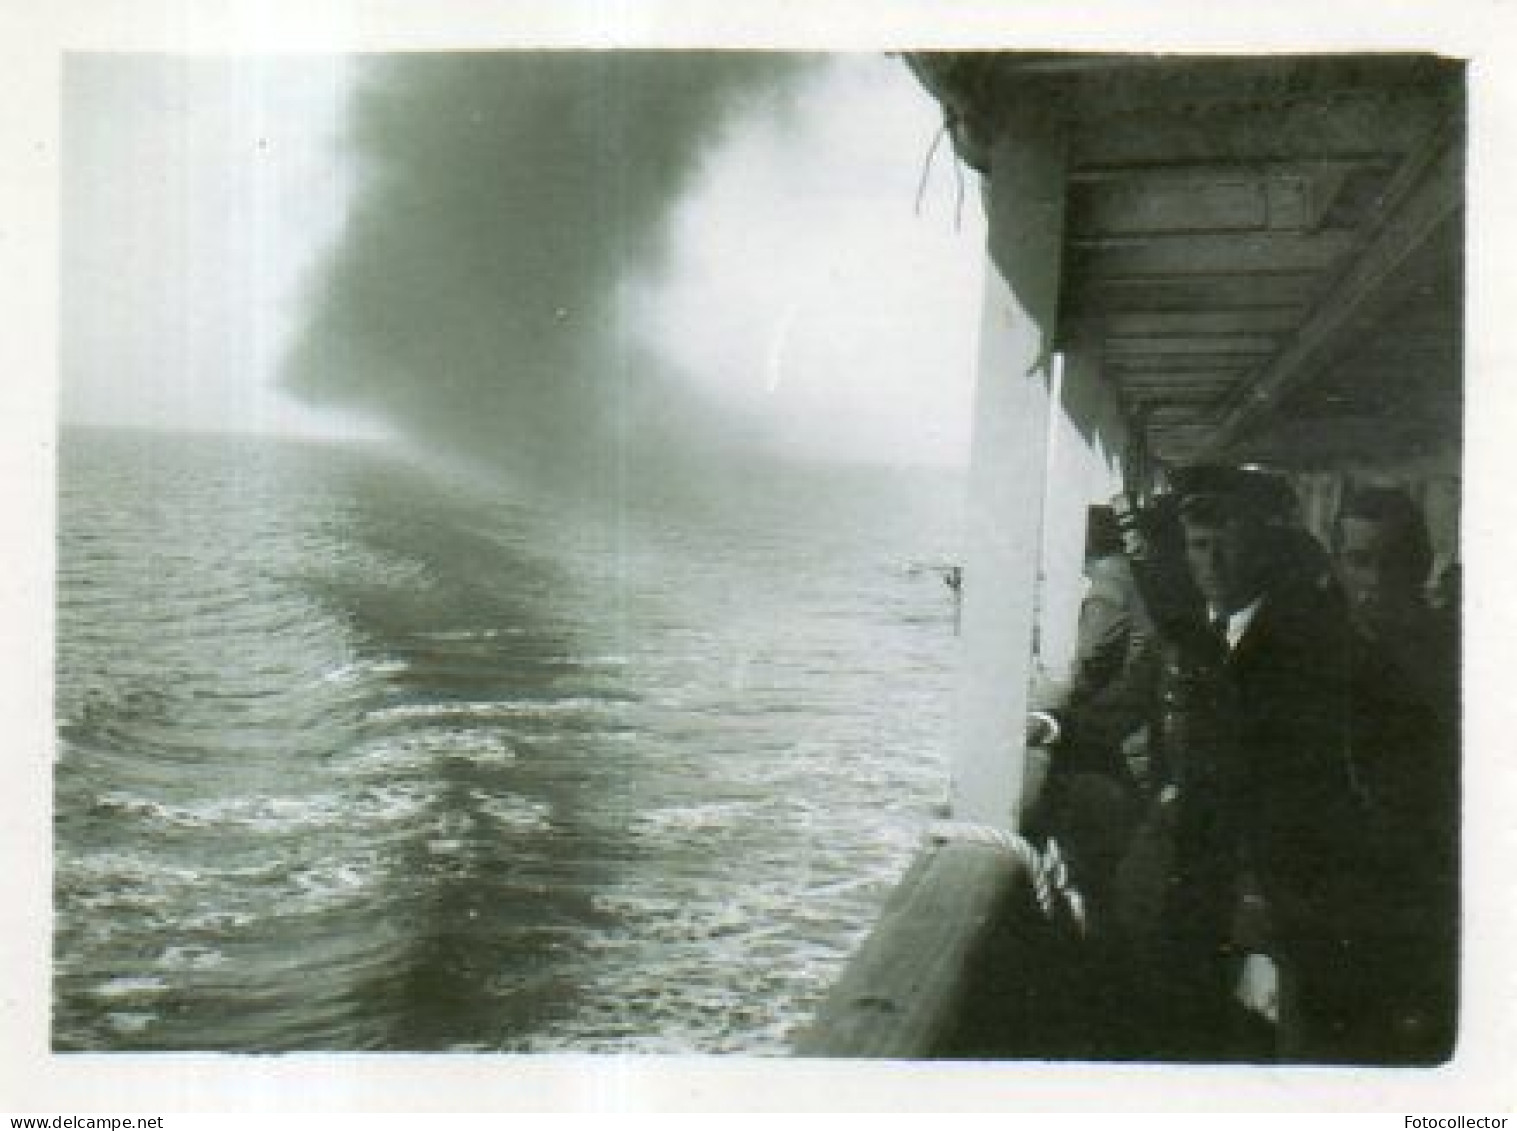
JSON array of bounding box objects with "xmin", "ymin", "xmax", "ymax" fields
[
  {"xmin": 1071, "ymin": 175, "xmax": 1325, "ymax": 236},
  {"xmin": 1101, "ymin": 309, "xmax": 1304, "ymax": 336},
  {"xmin": 1106, "ymin": 354, "xmax": 1259, "ymax": 371},
  {"xmin": 1071, "ymin": 274, "xmax": 1317, "ymax": 313},
  {"xmin": 1103, "ymin": 334, "xmax": 1282, "ymax": 354},
  {"xmin": 1069, "ymin": 157, "xmax": 1396, "ymax": 186},
  {"xmin": 1120, "ymin": 377, "xmax": 1238, "ymax": 392},
  {"xmin": 1069, "ymin": 91, "xmax": 1448, "ymax": 169},
  {"xmin": 1072, "ymin": 230, "xmax": 1357, "ymax": 275},
  {"xmin": 1201, "ymin": 122, "xmax": 1463, "ymax": 458}
]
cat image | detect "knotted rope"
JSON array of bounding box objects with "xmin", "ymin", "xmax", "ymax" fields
[{"xmin": 926, "ymin": 820, "xmax": 1087, "ymax": 935}]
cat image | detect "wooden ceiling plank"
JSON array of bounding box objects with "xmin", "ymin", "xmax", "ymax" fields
[
  {"xmin": 1072, "ymin": 179, "xmax": 1272, "ymax": 234},
  {"xmin": 1124, "ymin": 391, "xmax": 1237, "ymax": 401},
  {"xmin": 1107, "ymin": 353, "xmax": 1257, "ymax": 370},
  {"xmin": 1132, "ymin": 398, "xmax": 1231, "ymax": 409},
  {"xmin": 1071, "ymin": 92, "xmax": 1447, "ymax": 169},
  {"xmin": 1139, "ymin": 388, "xmax": 1225, "ymax": 397},
  {"xmin": 1200, "ymin": 125, "xmax": 1463, "ymax": 458},
  {"xmin": 1070, "ymin": 167, "xmax": 1385, "ymax": 236},
  {"xmin": 1098, "ymin": 309, "xmax": 1303, "ymax": 336},
  {"xmin": 1076, "ymin": 275, "xmax": 1317, "ymax": 310},
  {"xmin": 1103, "ymin": 334, "xmax": 1282, "ymax": 355},
  {"xmin": 1069, "ymin": 156, "xmax": 1395, "ymax": 186},
  {"xmin": 1121, "ymin": 376, "xmax": 1237, "ymax": 386},
  {"xmin": 1073, "ymin": 229, "xmax": 1357, "ymax": 276}
]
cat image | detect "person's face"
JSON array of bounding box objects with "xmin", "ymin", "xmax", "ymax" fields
[
  {"xmin": 1337, "ymin": 515, "xmax": 1419, "ymax": 637},
  {"xmin": 1182, "ymin": 512, "xmax": 1265, "ymax": 613}
]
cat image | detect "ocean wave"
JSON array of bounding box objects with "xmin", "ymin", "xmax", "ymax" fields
[
  {"xmin": 179, "ymin": 909, "xmax": 258, "ymax": 933},
  {"xmin": 92, "ymin": 790, "xmax": 347, "ymax": 833},
  {"xmin": 338, "ymin": 729, "xmax": 517, "ymax": 774},
  {"xmin": 156, "ymin": 945, "xmax": 227, "ymax": 971},
  {"xmin": 285, "ymin": 858, "xmax": 383, "ymax": 910},
  {"xmin": 91, "ymin": 976, "xmax": 170, "ymax": 1002},
  {"xmin": 56, "ymin": 431, "xmax": 961, "ymax": 1053},
  {"xmin": 363, "ymin": 698, "xmax": 631, "ymax": 725},
  {"xmin": 103, "ymin": 1011, "xmax": 159, "ymax": 1035},
  {"xmin": 58, "ymin": 849, "xmax": 293, "ymax": 899},
  {"xmin": 628, "ymin": 800, "xmax": 759, "ymax": 838},
  {"xmin": 466, "ymin": 788, "xmax": 553, "ymax": 832}
]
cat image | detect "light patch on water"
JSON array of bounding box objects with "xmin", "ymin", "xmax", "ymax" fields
[
  {"xmin": 409, "ymin": 627, "xmax": 528, "ymax": 642},
  {"xmin": 104, "ymin": 1011, "xmax": 159, "ymax": 1035},
  {"xmin": 284, "ymin": 855, "xmax": 384, "ymax": 912},
  {"xmin": 466, "ymin": 788, "xmax": 552, "ymax": 832},
  {"xmin": 422, "ymin": 809, "xmax": 482, "ymax": 857},
  {"xmin": 181, "ymin": 909, "xmax": 257, "ymax": 933},
  {"xmin": 63, "ymin": 852, "xmax": 209, "ymax": 890},
  {"xmin": 91, "ymin": 975, "xmax": 170, "ymax": 1001},
  {"xmin": 354, "ymin": 779, "xmax": 440, "ymax": 822},
  {"xmin": 364, "ymin": 698, "xmax": 628, "ymax": 724},
  {"xmin": 94, "ymin": 790, "xmax": 353, "ymax": 833},
  {"xmin": 157, "ymin": 945, "xmax": 227, "ymax": 971},
  {"xmin": 341, "ymin": 728, "xmax": 516, "ymax": 775},
  {"xmin": 628, "ymin": 800, "xmax": 759, "ymax": 838},
  {"xmin": 320, "ymin": 661, "xmax": 368, "ymax": 684}
]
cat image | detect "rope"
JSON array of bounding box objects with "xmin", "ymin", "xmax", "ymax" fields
[
  {"xmin": 926, "ymin": 820, "xmax": 1088, "ymax": 935},
  {"xmin": 913, "ymin": 119, "xmax": 949, "ymax": 216},
  {"xmin": 913, "ymin": 114, "xmax": 971, "ymax": 230},
  {"xmin": 952, "ymin": 133, "xmax": 967, "ymax": 232},
  {"xmin": 927, "ymin": 818, "xmax": 1039, "ymax": 866}
]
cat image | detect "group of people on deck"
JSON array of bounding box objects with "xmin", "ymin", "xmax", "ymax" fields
[{"xmin": 1023, "ymin": 465, "xmax": 1459, "ymax": 1065}]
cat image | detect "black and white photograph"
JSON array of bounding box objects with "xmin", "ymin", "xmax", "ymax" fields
[
  {"xmin": 5, "ymin": 0, "xmax": 1516, "ymax": 1117},
  {"xmin": 54, "ymin": 46, "xmax": 986, "ymax": 1058}
]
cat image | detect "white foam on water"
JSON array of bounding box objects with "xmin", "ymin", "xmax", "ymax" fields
[
  {"xmin": 284, "ymin": 855, "xmax": 384, "ymax": 912},
  {"xmin": 181, "ymin": 909, "xmax": 257, "ymax": 933},
  {"xmin": 411, "ymin": 627, "xmax": 525, "ymax": 642},
  {"xmin": 354, "ymin": 779, "xmax": 439, "ymax": 822},
  {"xmin": 157, "ymin": 945, "xmax": 227, "ymax": 971},
  {"xmin": 63, "ymin": 851, "xmax": 207, "ymax": 889},
  {"xmin": 92, "ymin": 975, "xmax": 170, "ymax": 1001},
  {"xmin": 629, "ymin": 800, "xmax": 757, "ymax": 838},
  {"xmin": 364, "ymin": 697, "xmax": 620, "ymax": 724},
  {"xmin": 341, "ymin": 728, "xmax": 517, "ymax": 775},
  {"xmin": 466, "ymin": 788, "xmax": 552, "ymax": 832},
  {"xmin": 104, "ymin": 1011, "xmax": 159, "ymax": 1035},
  {"xmin": 320, "ymin": 661, "xmax": 366, "ymax": 684},
  {"xmin": 94, "ymin": 790, "xmax": 353, "ymax": 833},
  {"xmin": 93, "ymin": 783, "xmax": 448, "ymax": 836}
]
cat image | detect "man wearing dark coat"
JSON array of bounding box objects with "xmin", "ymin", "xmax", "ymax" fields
[
  {"xmin": 1126, "ymin": 467, "xmax": 1365, "ymax": 1062},
  {"xmin": 1330, "ymin": 485, "xmax": 1459, "ymax": 1063}
]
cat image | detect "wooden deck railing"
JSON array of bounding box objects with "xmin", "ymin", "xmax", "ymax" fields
[{"xmin": 792, "ymin": 840, "xmax": 1035, "ymax": 1058}]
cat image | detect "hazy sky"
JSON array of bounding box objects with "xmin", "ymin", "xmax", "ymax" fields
[
  {"xmin": 643, "ymin": 55, "xmax": 986, "ymax": 465},
  {"xmin": 62, "ymin": 51, "xmax": 985, "ymax": 466},
  {"xmin": 62, "ymin": 53, "xmax": 362, "ymax": 437}
]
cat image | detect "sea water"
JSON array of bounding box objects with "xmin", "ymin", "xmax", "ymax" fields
[{"xmin": 53, "ymin": 427, "xmax": 962, "ymax": 1053}]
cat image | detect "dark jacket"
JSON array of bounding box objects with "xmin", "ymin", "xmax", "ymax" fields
[
  {"xmin": 1334, "ymin": 609, "xmax": 1460, "ymax": 1062},
  {"xmin": 1154, "ymin": 570, "xmax": 1366, "ymax": 1058}
]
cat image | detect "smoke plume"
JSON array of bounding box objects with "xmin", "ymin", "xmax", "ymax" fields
[{"xmin": 282, "ymin": 51, "xmax": 815, "ymax": 495}]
